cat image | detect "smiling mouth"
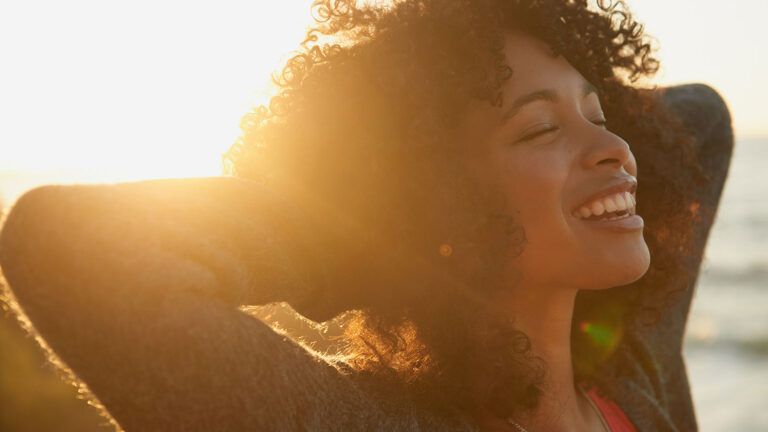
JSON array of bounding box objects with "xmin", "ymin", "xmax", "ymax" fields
[{"xmin": 571, "ymin": 191, "xmax": 636, "ymax": 221}]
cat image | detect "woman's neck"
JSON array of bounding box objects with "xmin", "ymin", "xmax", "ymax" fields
[{"xmin": 483, "ymin": 285, "xmax": 603, "ymax": 432}]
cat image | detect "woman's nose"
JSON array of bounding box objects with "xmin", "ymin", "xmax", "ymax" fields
[{"xmin": 581, "ymin": 129, "xmax": 635, "ymax": 172}]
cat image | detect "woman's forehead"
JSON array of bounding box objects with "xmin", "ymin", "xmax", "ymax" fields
[{"xmin": 501, "ymin": 31, "xmax": 590, "ymax": 97}]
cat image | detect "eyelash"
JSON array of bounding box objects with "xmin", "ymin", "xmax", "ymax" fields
[
  {"xmin": 519, "ymin": 125, "xmax": 559, "ymax": 142},
  {"xmin": 518, "ymin": 119, "xmax": 608, "ymax": 142}
]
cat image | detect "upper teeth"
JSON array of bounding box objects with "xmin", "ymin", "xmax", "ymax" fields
[{"xmin": 573, "ymin": 191, "xmax": 635, "ymax": 219}]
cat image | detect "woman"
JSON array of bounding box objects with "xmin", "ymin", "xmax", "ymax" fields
[{"xmin": 0, "ymin": 0, "xmax": 733, "ymax": 431}]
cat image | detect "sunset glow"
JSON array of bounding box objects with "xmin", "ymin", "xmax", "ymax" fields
[
  {"xmin": 0, "ymin": 0, "xmax": 765, "ymax": 201},
  {"xmin": 0, "ymin": 1, "xmax": 315, "ymax": 199}
]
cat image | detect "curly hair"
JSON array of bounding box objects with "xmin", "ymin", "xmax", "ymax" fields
[{"xmin": 224, "ymin": 0, "xmax": 707, "ymax": 420}]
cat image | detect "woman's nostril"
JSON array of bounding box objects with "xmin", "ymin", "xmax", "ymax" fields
[{"xmin": 598, "ymin": 158, "xmax": 622, "ymax": 166}]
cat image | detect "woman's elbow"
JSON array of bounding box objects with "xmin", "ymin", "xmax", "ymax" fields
[
  {"xmin": 662, "ymin": 82, "xmax": 735, "ymax": 160},
  {"xmin": 0, "ymin": 184, "xmax": 133, "ymax": 309},
  {"xmin": 0, "ymin": 185, "xmax": 67, "ymax": 290}
]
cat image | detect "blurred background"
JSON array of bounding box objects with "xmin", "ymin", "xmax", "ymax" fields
[{"xmin": 0, "ymin": 1, "xmax": 765, "ymax": 430}]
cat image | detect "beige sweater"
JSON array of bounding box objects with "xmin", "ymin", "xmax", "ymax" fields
[{"xmin": 0, "ymin": 83, "xmax": 733, "ymax": 431}]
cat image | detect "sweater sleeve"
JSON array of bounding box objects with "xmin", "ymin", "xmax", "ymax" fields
[
  {"xmin": 648, "ymin": 83, "xmax": 734, "ymax": 343},
  {"xmin": 0, "ymin": 177, "xmax": 445, "ymax": 431}
]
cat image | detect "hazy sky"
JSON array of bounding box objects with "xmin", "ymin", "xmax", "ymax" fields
[
  {"xmin": 0, "ymin": 0, "xmax": 764, "ymax": 181},
  {"xmin": 630, "ymin": 0, "xmax": 767, "ymax": 138}
]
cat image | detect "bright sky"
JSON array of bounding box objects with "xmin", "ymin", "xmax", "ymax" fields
[
  {"xmin": 630, "ymin": 0, "xmax": 767, "ymax": 138},
  {"xmin": 0, "ymin": 0, "xmax": 765, "ymax": 190}
]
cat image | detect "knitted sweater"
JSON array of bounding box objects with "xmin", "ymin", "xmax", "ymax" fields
[{"xmin": 0, "ymin": 83, "xmax": 733, "ymax": 432}]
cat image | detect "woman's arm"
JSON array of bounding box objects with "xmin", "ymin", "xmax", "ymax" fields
[
  {"xmin": 651, "ymin": 83, "xmax": 735, "ymax": 340},
  {"xmin": 0, "ymin": 177, "xmax": 385, "ymax": 431}
]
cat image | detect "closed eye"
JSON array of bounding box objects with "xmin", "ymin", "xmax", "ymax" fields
[
  {"xmin": 518, "ymin": 125, "xmax": 560, "ymax": 142},
  {"xmin": 590, "ymin": 113, "xmax": 608, "ymax": 128}
]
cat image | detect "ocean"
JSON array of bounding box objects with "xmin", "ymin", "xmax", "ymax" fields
[
  {"xmin": 683, "ymin": 137, "xmax": 768, "ymax": 431},
  {"xmin": 0, "ymin": 138, "xmax": 765, "ymax": 431}
]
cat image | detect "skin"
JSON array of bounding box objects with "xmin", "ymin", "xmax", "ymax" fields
[{"xmin": 457, "ymin": 32, "xmax": 651, "ymax": 431}]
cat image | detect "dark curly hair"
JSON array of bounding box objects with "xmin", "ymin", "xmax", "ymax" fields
[{"xmin": 224, "ymin": 0, "xmax": 707, "ymax": 421}]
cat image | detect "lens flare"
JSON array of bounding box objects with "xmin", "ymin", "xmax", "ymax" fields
[{"xmin": 579, "ymin": 320, "xmax": 619, "ymax": 350}]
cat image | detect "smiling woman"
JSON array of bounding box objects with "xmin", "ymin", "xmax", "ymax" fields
[
  {"xmin": 457, "ymin": 32, "xmax": 650, "ymax": 295},
  {"xmin": 0, "ymin": 1, "xmax": 733, "ymax": 431}
]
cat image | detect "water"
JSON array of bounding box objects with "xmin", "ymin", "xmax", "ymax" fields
[
  {"xmin": 0, "ymin": 139, "xmax": 765, "ymax": 431},
  {"xmin": 684, "ymin": 137, "xmax": 768, "ymax": 432}
]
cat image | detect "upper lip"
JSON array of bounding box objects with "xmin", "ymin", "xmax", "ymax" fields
[{"xmin": 573, "ymin": 176, "xmax": 638, "ymax": 213}]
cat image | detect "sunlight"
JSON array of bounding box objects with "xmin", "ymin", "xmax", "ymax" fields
[
  {"xmin": 0, "ymin": 0, "xmax": 764, "ymax": 204},
  {"xmin": 0, "ymin": 0, "xmax": 315, "ymax": 201}
]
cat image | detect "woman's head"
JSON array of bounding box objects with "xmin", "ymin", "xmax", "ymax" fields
[
  {"xmin": 459, "ymin": 31, "xmax": 649, "ymax": 297},
  {"xmin": 227, "ymin": 0, "xmax": 704, "ymax": 419}
]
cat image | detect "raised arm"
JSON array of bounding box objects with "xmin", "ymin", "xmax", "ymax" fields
[
  {"xmin": 653, "ymin": 83, "xmax": 734, "ymax": 338},
  {"xmin": 0, "ymin": 177, "xmax": 392, "ymax": 431}
]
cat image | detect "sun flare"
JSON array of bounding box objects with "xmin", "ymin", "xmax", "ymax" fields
[{"xmin": 0, "ymin": 0, "xmax": 315, "ymax": 202}]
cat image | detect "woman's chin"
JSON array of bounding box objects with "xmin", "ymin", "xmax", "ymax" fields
[
  {"xmin": 619, "ymin": 260, "xmax": 651, "ymax": 286},
  {"xmin": 601, "ymin": 246, "xmax": 651, "ymax": 289},
  {"xmin": 575, "ymin": 243, "xmax": 650, "ymax": 291}
]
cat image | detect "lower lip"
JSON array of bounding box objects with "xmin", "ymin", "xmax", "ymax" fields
[{"xmin": 577, "ymin": 214, "xmax": 644, "ymax": 232}]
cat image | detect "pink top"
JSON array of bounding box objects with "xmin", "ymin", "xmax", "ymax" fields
[{"xmin": 581, "ymin": 384, "xmax": 638, "ymax": 432}]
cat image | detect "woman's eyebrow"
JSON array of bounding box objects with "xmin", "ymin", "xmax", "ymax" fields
[{"xmin": 501, "ymin": 81, "xmax": 600, "ymax": 122}]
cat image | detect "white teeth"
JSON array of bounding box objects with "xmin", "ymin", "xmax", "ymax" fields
[
  {"xmin": 624, "ymin": 191, "xmax": 634, "ymax": 207},
  {"xmin": 613, "ymin": 193, "xmax": 627, "ymax": 211},
  {"xmin": 573, "ymin": 191, "xmax": 637, "ymax": 220},
  {"xmin": 590, "ymin": 200, "xmax": 605, "ymax": 216}
]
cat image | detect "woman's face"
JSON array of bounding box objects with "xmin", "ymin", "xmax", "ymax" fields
[{"xmin": 457, "ymin": 32, "xmax": 650, "ymax": 293}]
